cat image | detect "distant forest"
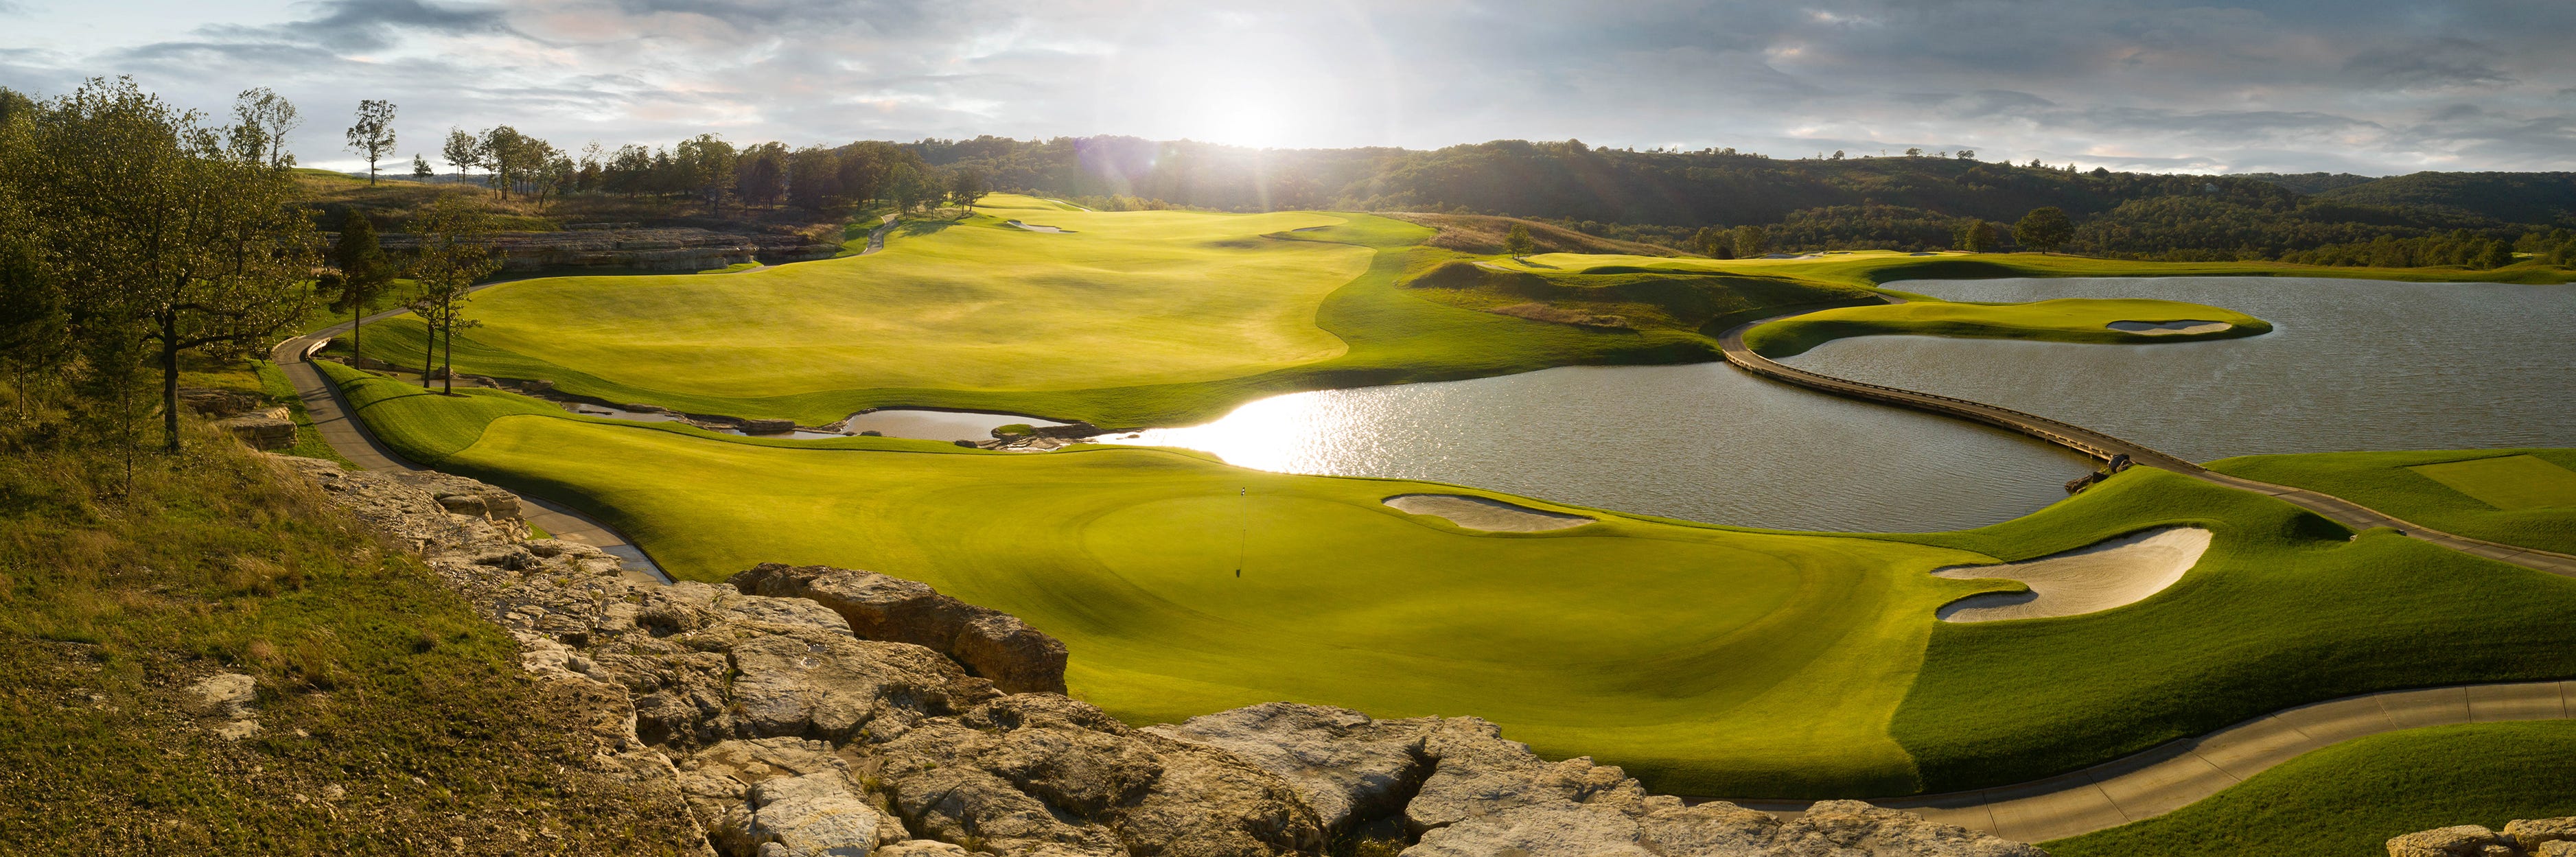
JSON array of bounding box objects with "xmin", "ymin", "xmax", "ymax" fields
[{"xmin": 900, "ymin": 136, "xmax": 2576, "ymax": 264}]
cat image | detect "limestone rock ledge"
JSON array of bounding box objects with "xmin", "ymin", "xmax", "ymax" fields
[{"xmin": 272, "ymin": 454, "xmax": 2048, "ymax": 857}]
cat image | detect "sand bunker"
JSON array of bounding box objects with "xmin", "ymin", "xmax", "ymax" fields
[
  {"xmin": 1006, "ymin": 220, "xmax": 1071, "ymax": 233},
  {"xmin": 2108, "ymin": 320, "xmax": 2232, "ymax": 336},
  {"xmin": 1384, "ymin": 494, "xmax": 1596, "ymax": 532},
  {"xmin": 1931, "ymin": 526, "xmax": 2212, "ymax": 622}
]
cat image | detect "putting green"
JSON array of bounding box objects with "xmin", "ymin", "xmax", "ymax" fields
[
  {"xmin": 2408, "ymin": 455, "xmax": 2576, "ymax": 511},
  {"xmin": 1740, "ymin": 297, "xmax": 2271, "ymax": 357},
  {"xmin": 318, "ymin": 363, "xmax": 2576, "ymax": 797},
  {"xmin": 2207, "ymin": 449, "xmax": 2576, "ymax": 555}
]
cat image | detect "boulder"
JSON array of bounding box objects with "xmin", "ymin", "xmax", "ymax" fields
[
  {"xmin": 1146, "ymin": 702, "xmax": 1435, "ymax": 832},
  {"xmin": 216, "ymin": 414, "xmax": 296, "ymax": 449},
  {"xmin": 870, "ymin": 694, "xmax": 1323, "ymax": 857},
  {"xmin": 680, "ymin": 738, "xmax": 909, "ymax": 856},
  {"xmin": 2509, "ymin": 819, "xmax": 2576, "ymax": 852},
  {"xmin": 875, "ymin": 842, "xmax": 973, "ymax": 857},
  {"xmin": 2391, "ymin": 826, "xmax": 2505, "ymax": 857},
  {"xmin": 178, "ymin": 386, "xmax": 263, "ymax": 417},
  {"xmin": 2540, "ymin": 843, "xmax": 2576, "ymax": 857},
  {"xmin": 731, "ymin": 563, "xmax": 1069, "ymax": 695},
  {"xmin": 184, "ymin": 672, "xmax": 260, "ymax": 740},
  {"xmin": 391, "ymin": 470, "xmax": 523, "ymax": 522}
]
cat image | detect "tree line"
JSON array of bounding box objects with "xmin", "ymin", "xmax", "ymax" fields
[{"xmin": 407, "ymin": 128, "xmax": 992, "ymax": 215}]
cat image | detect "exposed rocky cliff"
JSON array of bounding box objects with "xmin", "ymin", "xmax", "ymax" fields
[
  {"xmin": 275, "ymin": 454, "xmax": 2051, "ymax": 857},
  {"xmin": 365, "ymin": 227, "xmax": 838, "ymax": 272}
]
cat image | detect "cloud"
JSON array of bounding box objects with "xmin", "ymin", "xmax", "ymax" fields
[
  {"xmin": 8, "ymin": 1, "xmax": 2576, "ymax": 174},
  {"xmin": 2343, "ymin": 38, "xmax": 2516, "ymax": 89}
]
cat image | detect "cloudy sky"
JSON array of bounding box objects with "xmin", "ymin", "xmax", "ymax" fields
[{"xmin": 5, "ymin": 0, "xmax": 2573, "ymax": 175}]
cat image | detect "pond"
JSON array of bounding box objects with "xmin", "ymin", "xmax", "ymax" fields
[{"xmin": 1111, "ymin": 277, "xmax": 2576, "ymax": 532}]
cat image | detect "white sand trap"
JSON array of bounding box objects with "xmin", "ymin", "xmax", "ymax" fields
[
  {"xmin": 2108, "ymin": 320, "xmax": 2232, "ymax": 336},
  {"xmin": 1006, "ymin": 220, "xmax": 1071, "ymax": 233},
  {"xmin": 1384, "ymin": 494, "xmax": 1595, "ymax": 532},
  {"xmin": 1931, "ymin": 526, "xmax": 2212, "ymax": 622}
]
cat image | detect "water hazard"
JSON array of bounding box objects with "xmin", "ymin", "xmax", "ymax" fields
[{"xmin": 1114, "ymin": 277, "xmax": 2576, "ymax": 532}]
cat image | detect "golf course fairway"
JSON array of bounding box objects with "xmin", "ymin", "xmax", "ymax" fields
[{"xmin": 319, "ymin": 363, "xmax": 2576, "ymax": 798}]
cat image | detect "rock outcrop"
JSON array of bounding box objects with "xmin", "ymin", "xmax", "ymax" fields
[
  {"xmin": 369, "ymin": 227, "xmax": 837, "ymax": 272},
  {"xmin": 274, "ymin": 454, "xmax": 2052, "ymax": 857},
  {"xmin": 184, "ymin": 672, "xmax": 261, "ymax": 740},
  {"xmin": 178, "ymin": 386, "xmax": 263, "ymax": 418},
  {"xmin": 731, "ymin": 562, "xmax": 1070, "ymax": 696},
  {"xmin": 2390, "ymin": 820, "xmax": 2576, "ymax": 857}
]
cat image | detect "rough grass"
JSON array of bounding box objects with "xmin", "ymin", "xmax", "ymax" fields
[
  {"xmin": 2205, "ymin": 448, "xmax": 2576, "ymax": 555},
  {"xmin": 1500, "ymin": 250, "xmax": 2576, "ymax": 287},
  {"xmin": 2045, "ymin": 720, "xmax": 2576, "ymax": 857},
  {"xmin": 1739, "ymin": 296, "xmax": 2272, "ymax": 357},
  {"xmin": 1402, "ymin": 259, "xmax": 1879, "ymax": 335},
  {"xmin": 0, "ymin": 419, "xmax": 699, "ymax": 852},
  {"xmin": 1877, "ymin": 468, "xmax": 2576, "ymax": 792}
]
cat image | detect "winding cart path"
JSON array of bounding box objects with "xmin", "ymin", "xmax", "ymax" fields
[{"xmin": 1708, "ymin": 304, "xmax": 2576, "ymax": 839}]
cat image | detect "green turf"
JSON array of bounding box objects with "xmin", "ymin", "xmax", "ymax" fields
[
  {"xmin": 2045, "ymin": 720, "xmax": 2576, "ymax": 857},
  {"xmin": 2409, "ymin": 456, "xmax": 2576, "ymax": 511},
  {"xmin": 317, "ymin": 366, "xmax": 2576, "ymax": 797},
  {"xmin": 2206, "ymin": 449, "xmax": 2576, "ymax": 555},
  {"xmin": 349, "ymin": 204, "xmax": 1733, "ymax": 427},
  {"xmin": 1879, "ymin": 468, "xmax": 2576, "ymax": 791},
  {"xmin": 1499, "ymin": 249, "xmax": 2576, "ymax": 287},
  {"xmin": 1739, "ymin": 296, "xmax": 2271, "ymax": 357}
]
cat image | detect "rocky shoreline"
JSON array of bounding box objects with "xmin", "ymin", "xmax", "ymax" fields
[{"xmin": 272, "ymin": 454, "xmax": 2049, "ymax": 857}]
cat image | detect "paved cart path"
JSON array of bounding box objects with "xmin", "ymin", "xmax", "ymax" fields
[{"xmin": 1718, "ymin": 311, "xmax": 2576, "ymax": 578}]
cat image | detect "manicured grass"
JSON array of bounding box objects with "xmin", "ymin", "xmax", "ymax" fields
[
  {"xmin": 319, "ymin": 368, "xmax": 2576, "ymax": 798},
  {"xmin": 351, "ymin": 206, "xmax": 1732, "ymax": 427},
  {"xmin": 1879, "ymin": 467, "xmax": 2576, "ymax": 792},
  {"xmin": 2206, "ymin": 449, "xmax": 2576, "ymax": 555},
  {"xmin": 1739, "ymin": 296, "xmax": 2271, "ymax": 357},
  {"xmin": 323, "ymin": 366, "xmax": 2004, "ymax": 797},
  {"xmin": 2045, "ymin": 720, "xmax": 2576, "ymax": 857}
]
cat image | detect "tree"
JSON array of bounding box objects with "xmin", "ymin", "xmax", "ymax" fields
[
  {"xmin": 786, "ymin": 145, "xmax": 844, "ymax": 212},
  {"xmin": 947, "ymin": 167, "xmax": 989, "ymax": 208},
  {"xmin": 1955, "ymin": 149, "xmax": 1975, "ymax": 160},
  {"xmin": 0, "ymin": 198, "xmax": 71, "ymax": 419},
  {"xmin": 412, "ymin": 153, "xmax": 432, "ymax": 180},
  {"xmin": 2014, "ymin": 207, "xmax": 2074, "ymax": 253},
  {"xmin": 23, "ymin": 77, "xmax": 317, "ymax": 451},
  {"xmin": 329, "ymin": 209, "xmax": 394, "ymax": 367},
  {"xmin": 885, "ymin": 163, "xmax": 933, "ymax": 213},
  {"xmin": 231, "ymin": 88, "xmax": 300, "ymax": 169},
  {"xmin": 442, "ymin": 128, "xmax": 482, "ymax": 185},
  {"xmin": 1690, "ymin": 226, "xmax": 1723, "ymax": 257},
  {"xmin": 674, "ymin": 133, "xmax": 737, "ymax": 214},
  {"xmin": 1732, "ymin": 224, "xmax": 1767, "ymax": 258},
  {"xmin": 401, "ymin": 197, "xmax": 497, "ymax": 394},
  {"xmin": 2474, "ymin": 240, "xmax": 2515, "ymax": 270},
  {"xmin": 1905, "ymin": 147, "xmax": 1923, "ymax": 157},
  {"xmin": 736, "ymin": 141, "xmax": 787, "ymax": 208},
  {"xmin": 343, "ymin": 99, "xmax": 396, "ymax": 186},
  {"xmin": 1952, "ymin": 218, "xmax": 1997, "ymax": 253},
  {"xmin": 1503, "ymin": 223, "xmax": 1535, "ymax": 257}
]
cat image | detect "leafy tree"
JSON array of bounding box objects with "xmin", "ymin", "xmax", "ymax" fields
[
  {"xmin": 230, "ymin": 87, "xmax": 300, "ymax": 169},
  {"xmin": 885, "ymin": 163, "xmax": 933, "ymax": 213},
  {"xmin": 1504, "ymin": 223, "xmax": 1535, "ymax": 257},
  {"xmin": 675, "ymin": 133, "xmax": 737, "ymax": 214},
  {"xmin": 411, "ymin": 153, "xmax": 432, "ymax": 180},
  {"xmin": 735, "ymin": 141, "xmax": 788, "ymax": 208},
  {"xmin": 948, "ymin": 167, "xmax": 990, "ymax": 207},
  {"xmin": 442, "ymin": 128, "xmax": 483, "ymax": 185},
  {"xmin": 343, "ymin": 99, "xmax": 396, "ymax": 186},
  {"xmin": 1953, "ymin": 218, "xmax": 1998, "ymax": 253},
  {"xmin": 0, "ymin": 198, "xmax": 71, "ymax": 420},
  {"xmin": 401, "ymin": 197, "xmax": 497, "ymax": 394},
  {"xmin": 1956, "ymin": 149, "xmax": 1975, "ymax": 160},
  {"xmin": 2014, "ymin": 207, "xmax": 2074, "ymax": 253},
  {"xmin": 1905, "ymin": 148, "xmax": 1923, "ymax": 157},
  {"xmin": 1732, "ymin": 224, "xmax": 1767, "ymax": 258},
  {"xmin": 2474, "ymin": 240, "xmax": 2515, "ymax": 270},
  {"xmin": 330, "ymin": 209, "xmax": 394, "ymax": 366},
  {"xmin": 23, "ymin": 77, "xmax": 317, "ymax": 451},
  {"xmin": 1690, "ymin": 226, "xmax": 1724, "ymax": 257},
  {"xmin": 787, "ymin": 145, "xmax": 844, "ymax": 211}
]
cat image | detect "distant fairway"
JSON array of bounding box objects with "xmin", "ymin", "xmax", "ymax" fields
[
  {"xmin": 430, "ymin": 194, "xmax": 1369, "ymax": 398},
  {"xmin": 2208, "ymin": 449, "xmax": 2576, "ymax": 555},
  {"xmin": 321, "ymin": 362, "xmax": 2576, "ymax": 797},
  {"xmin": 1741, "ymin": 296, "xmax": 2271, "ymax": 357}
]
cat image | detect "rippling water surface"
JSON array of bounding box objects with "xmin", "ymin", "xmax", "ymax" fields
[{"xmin": 1113, "ymin": 277, "xmax": 2576, "ymax": 532}]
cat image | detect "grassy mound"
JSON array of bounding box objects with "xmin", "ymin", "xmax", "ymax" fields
[
  {"xmin": 1402, "ymin": 259, "xmax": 1880, "ymax": 334},
  {"xmin": 0, "ymin": 423, "xmax": 699, "ymax": 851},
  {"xmin": 318, "ymin": 368, "xmax": 2576, "ymax": 798},
  {"xmin": 2205, "ymin": 449, "xmax": 2576, "ymax": 555},
  {"xmin": 2046, "ymin": 720, "xmax": 2576, "ymax": 857},
  {"xmin": 1739, "ymin": 296, "xmax": 2271, "ymax": 357}
]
